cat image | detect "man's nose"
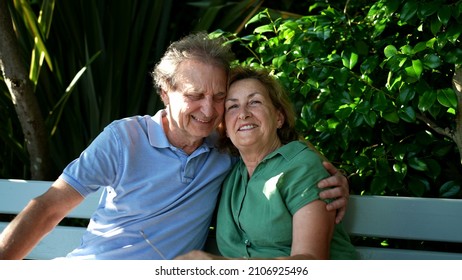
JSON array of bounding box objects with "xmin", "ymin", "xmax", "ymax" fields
[{"xmin": 201, "ymin": 96, "xmax": 214, "ymax": 117}]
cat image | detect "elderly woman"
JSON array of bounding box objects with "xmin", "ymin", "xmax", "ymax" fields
[{"xmin": 176, "ymin": 66, "xmax": 357, "ymax": 260}]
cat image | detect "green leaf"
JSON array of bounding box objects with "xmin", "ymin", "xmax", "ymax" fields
[
  {"xmin": 356, "ymin": 101, "xmax": 371, "ymax": 114},
  {"xmin": 38, "ymin": 0, "xmax": 55, "ymax": 37},
  {"xmin": 371, "ymin": 175, "xmax": 387, "ymax": 194},
  {"xmin": 408, "ymin": 177, "xmax": 427, "ymax": 197},
  {"xmin": 426, "ymin": 37, "xmax": 438, "ymax": 49},
  {"xmin": 335, "ymin": 107, "xmax": 353, "ymax": 120},
  {"xmin": 437, "ymin": 88, "xmax": 458, "ymax": 108},
  {"xmin": 445, "ymin": 23, "xmax": 462, "ymax": 44},
  {"xmin": 351, "ymin": 112, "xmax": 364, "ymax": 127},
  {"xmin": 412, "ymin": 42, "xmax": 427, "ymax": 54},
  {"xmin": 430, "ymin": 18, "xmax": 442, "ymax": 35},
  {"xmin": 431, "ymin": 141, "xmax": 453, "ymax": 157},
  {"xmin": 444, "ymin": 48, "xmax": 462, "ymax": 64},
  {"xmin": 300, "ymin": 84, "xmax": 310, "ymax": 97},
  {"xmin": 401, "ymin": 45, "xmax": 412, "ymax": 55},
  {"xmin": 360, "ymin": 56, "xmax": 379, "ymax": 75},
  {"xmin": 364, "ymin": 111, "xmax": 377, "ymax": 127},
  {"xmin": 418, "ymin": 90, "xmax": 437, "ymax": 112},
  {"xmin": 246, "ymin": 10, "xmax": 268, "ymax": 27},
  {"xmin": 15, "ymin": 0, "xmax": 54, "ymax": 83},
  {"xmin": 254, "ymin": 24, "xmax": 274, "ymax": 34},
  {"xmin": 332, "ymin": 68, "xmax": 349, "ymax": 86},
  {"xmin": 384, "ymin": 45, "xmax": 398, "ymax": 58},
  {"xmin": 423, "ymin": 54, "xmax": 441, "ymax": 68},
  {"xmin": 353, "ymin": 156, "xmax": 370, "ymax": 169},
  {"xmin": 398, "ymin": 56, "xmax": 408, "ymax": 68},
  {"xmin": 439, "ymin": 181, "xmax": 461, "ymax": 198},
  {"xmin": 272, "ymin": 55, "xmax": 287, "ymax": 68},
  {"xmin": 418, "ymin": 1, "xmax": 439, "ymax": 18},
  {"xmin": 398, "ymin": 106, "xmax": 416, "ymax": 123},
  {"xmin": 372, "ymin": 18, "xmax": 388, "ymax": 38},
  {"xmin": 400, "ymin": 0, "xmax": 418, "ymax": 22},
  {"xmin": 408, "ymin": 156, "xmax": 427, "ymax": 171},
  {"xmin": 397, "ymin": 86, "xmax": 415, "ymax": 105},
  {"xmin": 341, "ymin": 51, "xmax": 359, "ymax": 69},
  {"xmin": 404, "ymin": 59, "xmax": 423, "ymax": 79},
  {"xmin": 425, "ymin": 159, "xmax": 441, "ymax": 180},
  {"xmin": 382, "ymin": 109, "xmax": 399, "ymax": 123},
  {"xmin": 372, "ymin": 91, "xmax": 387, "ymax": 111},
  {"xmin": 393, "ymin": 162, "xmax": 408, "ymax": 176},
  {"xmin": 349, "ymin": 81, "xmax": 365, "ymax": 97},
  {"xmin": 437, "ymin": 5, "xmax": 452, "ymax": 25}
]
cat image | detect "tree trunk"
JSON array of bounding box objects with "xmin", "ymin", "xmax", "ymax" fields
[
  {"xmin": 453, "ymin": 66, "xmax": 462, "ymax": 166},
  {"xmin": 0, "ymin": 0, "xmax": 51, "ymax": 179}
]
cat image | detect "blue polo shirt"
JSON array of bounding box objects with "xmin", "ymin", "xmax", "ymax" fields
[{"xmin": 61, "ymin": 110, "xmax": 233, "ymax": 259}]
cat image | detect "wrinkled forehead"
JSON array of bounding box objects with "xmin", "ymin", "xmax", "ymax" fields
[{"xmin": 173, "ymin": 60, "xmax": 227, "ymax": 92}]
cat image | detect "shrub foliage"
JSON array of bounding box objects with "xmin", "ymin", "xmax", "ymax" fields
[{"xmin": 216, "ymin": 0, "xmax": 462, "ymax": 198}]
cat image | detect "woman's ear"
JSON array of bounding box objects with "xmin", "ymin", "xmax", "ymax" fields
[{"xmin": 277, "ymin": 110, "xmax": 285, "ymax": 128}]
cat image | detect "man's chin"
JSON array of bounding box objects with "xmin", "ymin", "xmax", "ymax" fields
[{"xmin": 193, "ymin": 129, "xmax": 214, "ymax": 139}]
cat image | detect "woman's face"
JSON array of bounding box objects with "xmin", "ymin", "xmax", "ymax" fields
[{"xmin": 224, "ymin": 78, "xmax": 284, "ymax": 151}]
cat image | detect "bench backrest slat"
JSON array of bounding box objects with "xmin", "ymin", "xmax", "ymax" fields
[
  {"xmin": 0, "ymin": 179, "xmax": 101, "ymax": 219},
  {"xmin": 343, "ymin": 195, "xmax": 462, "ymax": 243},
  {"xmin": 355, "ymin": 246, "xmax": 462, "ymax": 260}
]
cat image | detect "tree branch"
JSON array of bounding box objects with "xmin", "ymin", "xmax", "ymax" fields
[{"xmin": 415, "ymin": 112, "xmax": 454, "ymax": 139}]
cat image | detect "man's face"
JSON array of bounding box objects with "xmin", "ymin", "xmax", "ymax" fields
[{"xmin": 161, "ymin": 59, "xmax": 227, "ymax": 143}]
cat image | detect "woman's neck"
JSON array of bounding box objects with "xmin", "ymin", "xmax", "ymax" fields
[{"xmin": 240, "ymin": 138, "xmax": 282, "ymax": 177}]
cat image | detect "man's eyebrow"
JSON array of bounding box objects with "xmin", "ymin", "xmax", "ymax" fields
[{"xmin": 215, "ymin": 91, "xmax": 227, "ymax": 96}]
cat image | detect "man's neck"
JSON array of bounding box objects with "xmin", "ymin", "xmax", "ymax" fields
[{"xmin": 162, "ymin": 115, "xmax": 203, "ymax": 155}]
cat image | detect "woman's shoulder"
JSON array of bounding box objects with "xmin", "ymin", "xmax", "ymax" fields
[{"xmin": 278, "ymin": 140, "xmax": 319, "ymax": 160}]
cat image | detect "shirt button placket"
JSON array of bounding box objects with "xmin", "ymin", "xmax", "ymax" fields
[{"xmin": 243, "ymin": 238, "xmax": 251, "ymax": 258}]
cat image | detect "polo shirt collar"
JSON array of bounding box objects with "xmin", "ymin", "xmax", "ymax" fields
[
  {"xmin": 272, "ymin": 141, "xmax": 306, "ymax": 161},
  {"xmin": 257, "ymin": 140, "xmax": 306, "ymax": 163}
]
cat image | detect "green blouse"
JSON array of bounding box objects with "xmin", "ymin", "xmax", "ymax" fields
[{"xmin": 216, "ymin": 141, "xmax": 358, "ymax": 259}]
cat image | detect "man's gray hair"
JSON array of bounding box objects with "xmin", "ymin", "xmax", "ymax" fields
[{"xmin": 151, "ymin": 32, "xmax": 234, "ymax": 94}]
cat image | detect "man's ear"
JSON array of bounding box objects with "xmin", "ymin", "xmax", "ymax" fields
[{"xmin": 160, "ymin": 89, "xmax": 169, "ymax": 105}]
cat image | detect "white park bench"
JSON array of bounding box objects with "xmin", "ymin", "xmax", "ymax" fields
[{"xmin": 0, "ymin": 179, "xmax": 461, "ymax": 259}]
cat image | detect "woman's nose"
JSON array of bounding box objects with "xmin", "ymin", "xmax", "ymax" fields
[{"xmin": 238, "ymin": 107, "xmax": 250, "ymax": 120}]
